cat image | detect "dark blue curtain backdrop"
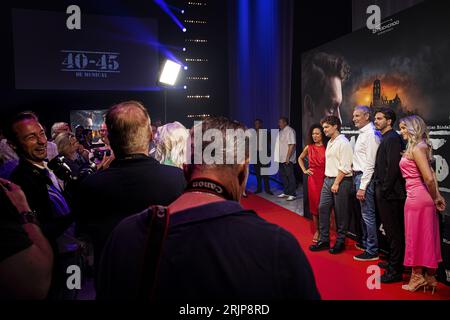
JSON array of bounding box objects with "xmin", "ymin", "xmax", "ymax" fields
[{"xmin": 228, "ymin": 0, "xmax": 294, "ymax": 129}]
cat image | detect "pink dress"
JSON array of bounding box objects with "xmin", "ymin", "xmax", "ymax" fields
[{"xmin": 399, "ymin": 157, "xmax": 442, "ymax": 269}]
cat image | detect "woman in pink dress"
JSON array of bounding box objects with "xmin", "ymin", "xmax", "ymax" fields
[
  {"xmin": 299, "ymin": 124, "xmax": 327, "ymax": 243},
  {"xmin": 399, "ymin": 115, "xmax": 445, "ymax": 293}
]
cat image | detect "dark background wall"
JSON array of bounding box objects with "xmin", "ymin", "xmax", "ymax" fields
[
  {"xmin": 0, "ymin": 0, "xmax": 228, "ymax": 131},
  {"xmin": 352, "ymin": 0, "xmax": 425, "ymax": 31}
]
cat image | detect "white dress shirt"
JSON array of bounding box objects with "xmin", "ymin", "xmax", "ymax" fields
[
  {"xmin": 352, "ymin": 122, "xmax": 381, "ymax": 190},
  {"xmin": 274, "ymin": 125, "xmax": 296, "ymax": 163},
  {"xmin": 325, "ymin": 134, "xmax": 353, "ymax": 178}
]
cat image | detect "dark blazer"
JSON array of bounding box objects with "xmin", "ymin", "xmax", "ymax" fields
[
  {"xmin": 10, "ymin": 159, "xmax": 74, "ymax": 245},
  {"xmin": 374, "ymin": 129, "xmax": 407, "ymax": 200},
  {"xmin": 74, "ymin": 154, "xmax": 186, "ymax": 270}
]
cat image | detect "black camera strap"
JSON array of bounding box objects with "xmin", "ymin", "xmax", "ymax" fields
[
  {"xmin": 139, "ymin": 179, "xmax": 234, "ymax": 300},
  {"xmin": 185, "ymin": 178, "xmax": 235, "ymax": 201},
  {"xmin": 139, "ymin": 205, "xmax": 170, "ymax": 301}
]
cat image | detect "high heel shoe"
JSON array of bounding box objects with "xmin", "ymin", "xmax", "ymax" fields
[
  {"xmin": 401, "ymin": 273, "xmax": 427, "ymax": 292},
  {"xmin": 424, "ymin": 273, "xmax": 438, "ymax": 295}
]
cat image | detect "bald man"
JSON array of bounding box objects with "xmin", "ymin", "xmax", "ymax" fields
[{"xmin": 73, "ymin": 101, "xmax": 186, "ymax": 282}]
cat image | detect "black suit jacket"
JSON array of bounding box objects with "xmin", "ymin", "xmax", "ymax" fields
[
  {"xmin": 10, "ymin": 159, "xmax": 74, "ymax": 247},
  {"xmin": 74, "ymin": 155, "xmax": 186, "ymax": 269},
  {"xmin": 374, "ymin": 129, "xmax": 407, "ymax": 200}
]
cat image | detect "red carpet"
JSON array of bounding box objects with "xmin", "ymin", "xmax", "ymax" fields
[{"xmin": 241, "ymin": 194, "xmax": 450, "ymax": 300}]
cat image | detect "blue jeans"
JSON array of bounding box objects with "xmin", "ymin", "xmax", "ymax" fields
[{"xmin": 354, "ymin": 173, "xmax": 378, "ymax": 255}]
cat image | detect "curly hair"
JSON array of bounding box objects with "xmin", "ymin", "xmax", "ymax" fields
[
  {"xmin": 400, "ymin": 115, "xmax": 432, "ymax": 159},
  {"xmin": 154, "ymin": 121, "xmax": 189, "ymax": 169},
  {"xmin": 306, "ymin": 124, "xmax": 327, "ymax": 146}
]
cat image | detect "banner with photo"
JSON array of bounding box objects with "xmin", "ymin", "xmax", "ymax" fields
[{"xmin": 301, "ymin": 1, "xmax": 450, "ymax": 280}]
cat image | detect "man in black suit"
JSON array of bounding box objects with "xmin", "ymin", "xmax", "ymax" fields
[
  {"xmin": 373, "ymin": 107, "xmax": 406, "ymax": 283},
  {"xmin": 253, "ymin": 119, "xmax": 273, "ymax": 194},
  {"xmin": 74, "ymin": 101, "xmax": 186, "ymax": 277},
  {"xmin": 6, "ymin": 112, "xmax": 76, "ymax": 299}
]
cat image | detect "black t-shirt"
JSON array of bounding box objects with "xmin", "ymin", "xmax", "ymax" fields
[
  {"xmin": 97, "ymin": 200, "xmax": 320, "ymax": 301},
  {"xmin": 0, "ymin": 192, "xmax": 32, "ymax": 262}
]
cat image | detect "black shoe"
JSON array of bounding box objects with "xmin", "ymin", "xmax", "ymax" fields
[
  {"xmin": 353, "ymin": 251, "xmax": 379, "ymax": 261},
  {"xmin": 255, "ymin": 189, "xmax": 262, "ymax": 194},
  {"xmin": 380, "ymin": 270, "xmax": 403, "ymax": 283},
  {"xmin": 309, "ymin": 241, "xmax": 330, "ymax": 252},
  {"xmin": 265, "ymin": 190, "xmax": 273, "ymax": 195},
  {"xmin": 378, "ymin": 261, "xmax": 389, "ymax": 269},
  {"xmin": 329, "ymin": 243, "xmax": 345, "ymax": 254},
  {"xmin": 355, "ymin": 243, "xmax": 366, "ymax": 251}
]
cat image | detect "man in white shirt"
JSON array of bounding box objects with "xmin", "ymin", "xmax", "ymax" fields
[
  {"xmin": 352, "ymin": 106, "xmax": 381, "ymax": 261},
  {"xmin": 310, "ymin": 116, "xmax": 353, "ymax": 254},
  {"xmin": 274, "ymin": 117, "xmax": 297, "ymax": 201}
]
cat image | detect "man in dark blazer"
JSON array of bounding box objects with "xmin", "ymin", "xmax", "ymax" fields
[
  {"xmin": 74, "ymin": 101, "xmax": 186, "ymax": 279},
  {"xmin": 373, "ymin": 107, "xmax": 406, "ymax": 283}
]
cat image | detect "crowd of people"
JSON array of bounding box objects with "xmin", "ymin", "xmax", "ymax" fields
[
  {"xmin": 302, "ymin": 107, "xmax": 445, "ymax": 294},
  {"xmin": 0, "ymin": 97, "xmax": 445, "ymax": 299},
  {"xmin": 0, "ymin": 101, "xmax": 319, "ymax": 300}
]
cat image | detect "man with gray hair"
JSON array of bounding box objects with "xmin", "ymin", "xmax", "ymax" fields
[
  {"xmin": 97, "ymin": 116, "xmax": 320, "ymax": 300},
  {"xmin": 352, "ymin": 106, "xmax": 381, "ymax": 261},
  {"xmin": 51, "ymin": 122, "xmax": 71, "ymax": 140},
  {"xmin": 74, "ymin": 101, "xmax": 186, "ymax": 279}
]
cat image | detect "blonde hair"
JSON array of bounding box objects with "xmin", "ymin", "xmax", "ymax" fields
[
  {"xmin": 154, "ymin": 121, "xmax": 189, "ymax": 169},
  {"xmin": 54, "ymin": 132, "xmax": 77, "ymax": 159},
  {"xmin": 399, "ymin": 115, "xmax": 432, "ymax": 159},
  {"xmin": 51, "ymin": 122, "xmax": 69, "ymax": 140}
]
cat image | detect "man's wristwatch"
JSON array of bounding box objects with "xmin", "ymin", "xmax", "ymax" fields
[{"xmin": 19, "ymin": 210, "xmax": 40, "ymax": 226}]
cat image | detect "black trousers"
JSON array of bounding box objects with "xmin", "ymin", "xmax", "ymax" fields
[
  {"xmin": 254, "ymin": 161, "xmax": 271, "ymax": 192},
  {"xmin": 375, "ymin": 185, "xmax": 405, "ymax": 273},
  {"xmin": 279, "ymin": 162, "xmax": 296, "ymax": 196}
]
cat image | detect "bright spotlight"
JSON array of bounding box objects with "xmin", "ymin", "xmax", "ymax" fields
[
  {"xmin": 182, "ymin": 28, "xmax": 187, "ymax": 32},
  {"xmin": 184, "ymin": 66, "xmax": 188, "ymax": 70},
  {"xmin": 183, "ymin": 85, "xmax": 187, "ymax": 90},
  {"xmin": 159, "ymin": 59, "xmax": 182, "ymax": 86},
  {"xmin": 182, "ymin": 47, "xmax": 187, "ymax": 52},
  {"xmin": 181, "ymin": 10, "xmax": 185, "ymax": 14}
]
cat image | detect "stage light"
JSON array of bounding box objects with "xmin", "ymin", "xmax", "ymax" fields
[
  {"xmin": 159, "ymin": 59, "xmax": 182, "ymax": 86},
  {"xmin": 183, "ymin": 28, "xmax": 187, "ymax": 32},
  {"xmin": 154, "ymin": 0, "xmax": 187, "ymax": 32},
  {"xmin": 184, "ymin": 85, "xmax": 187, "ymax": 90},
  {"xmin": 184, "ymin": 66, "xmax": 188, "ymax": 70},
  {"xmin": 183, "ymin": 47, "xmax": 187, "ymax": 52},
  {"xmin": 181, "ymin": 10, "xmax": 185, "ymax": 14}
]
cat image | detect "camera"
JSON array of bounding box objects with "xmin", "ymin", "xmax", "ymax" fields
[
  {"xmin": 48, "ymin": 156, "xmax": 73, "ymax": 181},
  {"xmin": 93, "ymin": 148, "xmax": 111, "ymax": 161},
  {"xmin": 48, "ymin": 155, "xmax": 96, "ymax": 183}
]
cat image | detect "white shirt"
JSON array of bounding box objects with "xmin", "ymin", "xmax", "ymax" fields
[
  {"xmin": 325, "ymin": 134, "xmax": 353, "ymax": 178},
  {"xmin": 352, "ymin": 122, "xmax": 381, "ymax": 190},
  {"xmin": 274, "ymin": 125, "xmax": 296, "ymax": 163}
]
